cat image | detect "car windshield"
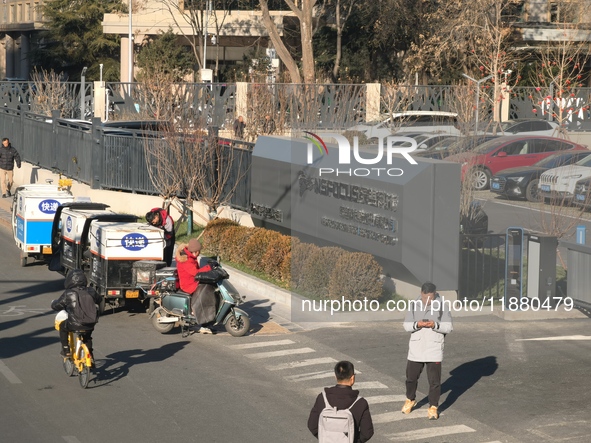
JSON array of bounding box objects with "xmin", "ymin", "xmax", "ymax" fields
[
  {"xmin": 499, "ymin": 121, "xmax": 519, "ymax": 131},
  {"xmin": 534, "ymin": 153, "xmax": 581, "ymax": 169},
  {"xmin": 472, "ymin": 138, "xmax": 510, "ymax": 154},
  {"xmin": 422, "ymin": 136, "xmax": 461, "ymax": 151},
  {"xmin": 575, "ymin": 154, "xmax": 591, "ymax": 167}
]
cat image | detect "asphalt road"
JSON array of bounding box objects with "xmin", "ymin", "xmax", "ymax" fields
[{"xmin": 1, "ymin": 219, "xmax": 591, "ymax": 443}]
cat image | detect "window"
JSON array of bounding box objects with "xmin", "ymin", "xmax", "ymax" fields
[
  {"xmin": 530, "ymin": 121, "xmax": 551, "ymax": 131},
  {"xmin": 550, "ymin": 1, "xmax": 577, "ymax": 23},
  {"xmin": 499, "ymin": 141, "xmax": 528, "ymax": 156}
]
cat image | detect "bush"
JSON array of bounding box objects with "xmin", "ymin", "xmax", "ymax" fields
[
  {"xmin": 291, "ymin": 239, "xmax": 317, "ymax": 289},
  {"xmin": 262, "ymin": 233, "xmax": 292, "ymax": 282},
  {"xmin": 299, "ymin": 247, "xmax": 347, "ymax": 298},
  {"xmin": 243, "ymin": 228, "xmax": 281, "ymax": 273},
  {"xmin": 328, "ymin": 252, "xmax": 383, "ymax": 301},
  {"xmin": 202, "ymin": 218, "xmax": 240, "ymax": 256},
  {"xmin": 218, "ymin": 225, "xmax": 251, "ymax": 263}
]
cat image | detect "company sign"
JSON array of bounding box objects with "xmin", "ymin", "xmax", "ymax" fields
[{"xmin": 121, "ymin": 233, "xmax": 148, "ymax": 251}]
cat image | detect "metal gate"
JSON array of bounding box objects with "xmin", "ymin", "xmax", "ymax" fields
[{"xmin": 459, "ymin": 233, "xmax": 507, "ymax": 300}]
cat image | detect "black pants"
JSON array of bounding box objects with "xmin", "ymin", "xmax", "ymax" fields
[
  {"xmin": 405, "ymin": 360, "xmax": 442, "ymax": 407},
  {"xmin": 59, "ymin": 321, "xmax": 94, "ymax": 354}
]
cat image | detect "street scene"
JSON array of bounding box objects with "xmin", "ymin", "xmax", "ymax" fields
[{"xmin": 3, "ymin": 1, "xmax": 591, "ymax": 443}]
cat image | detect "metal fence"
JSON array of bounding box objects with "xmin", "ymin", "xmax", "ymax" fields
[{"xmin": 1, "ymin": 110, "xmax": 254, "ymax": 209}]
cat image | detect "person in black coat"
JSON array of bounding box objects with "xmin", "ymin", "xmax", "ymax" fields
[
  {"xmin": 0, "ymin": 137, "xmax": 21, "ymax": 198},
  {"xmin": 308, "ymin": 360, "xmax": 374, "ymax": 443},
  {"xmin": 51, "ymin": 269, "xmax": 101, "ymax": 357}
]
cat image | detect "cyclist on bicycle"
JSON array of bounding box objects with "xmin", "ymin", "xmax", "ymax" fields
[{"xmin": 51, "ymin": 269, "xmax": 101, "ymax": 358}]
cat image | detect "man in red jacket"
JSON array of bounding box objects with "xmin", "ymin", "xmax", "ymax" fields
[
  {"xmin": 175, "ymin": 239, "xmax": 214, "ymax": 334},
  {"xmin": 146, "ymin": 207, "xmax": 175, "ymax": 266}
]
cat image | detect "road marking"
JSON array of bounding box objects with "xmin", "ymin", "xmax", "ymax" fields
[
  {"xmin": 0, "ymin": 359, "xmax": 22, "ymax": 384},
  {"xmin": 373, "ymin": 411, "xmax": 426, "ymax": 424},
  {"xmin": 309, "ymin": 381, "xmax": 388, "ymax": 394},
  {"xmin": 285, "ymin": 369, "xmax": 363, "ymax": 382},
  {"xmin": 245, "ymin": 347, "xmax": 316, "ymax": 359},
  {"xmin": 267, "ymin": 357, "xmax": 337, "ymax": 371},
  {"xmin": 228, "ymin": 339, "xmax": 295, "ymax": 349},
  {"xmin": 387, "ymin": 424, "xmax": 476, "ymax": 441},
  {"xmin": 62, "ymin": 437, "xmax": 82, "ymax": 443},
  {"xmin": 285, "ymin": 370, "xmax": 337, "ymax": 382},
  {"xmin": 365, "ymin": 395, "xmax": 407, "ymax": 405},
  {"xmin": 517, "ymin": 335, "xmax": 591, "ymax": 341}
]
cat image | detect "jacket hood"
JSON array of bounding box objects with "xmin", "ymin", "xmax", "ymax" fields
[
  {"xmin": 174, "ymin": 243, "xmax": 193, "ymax": 263},
  {"xmin": 64, "ymin": 269, "xmax": 87, "ymax": 289}
]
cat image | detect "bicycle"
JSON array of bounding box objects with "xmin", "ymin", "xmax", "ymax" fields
[{"xmin": 55, "ymin": 314, "xmax": 93, "ymax": 388}]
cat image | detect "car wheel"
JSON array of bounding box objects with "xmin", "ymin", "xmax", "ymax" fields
[
  {"xmin": 526, "ymin": 179, "xmax": 543, "ymax": 202},
  {"xmin": 470, "ymin": 168, "xmax": 491, "ymax": 191}
]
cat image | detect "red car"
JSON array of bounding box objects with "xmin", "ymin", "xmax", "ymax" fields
[{"xmin": 446, "ymin": 136, "xmax": 588, "ymax": 190}]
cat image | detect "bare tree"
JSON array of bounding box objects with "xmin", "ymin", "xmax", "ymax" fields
[
  {"xmin": 162, "ymin": 0, "xmax": 232, "ymax": 76},
  {"xmin": 528, "ymin": 29, "xmax": 591, "ymax": 138},
  {"xmin": 29, "ymin": 69, "xmax": 76, "ymax": 117}
]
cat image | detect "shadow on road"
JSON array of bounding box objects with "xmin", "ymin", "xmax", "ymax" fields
[
  {"xmin": 91, "ymin": 341, "xmax": 190, "ymax": 388},
  {"xmin": 438, "ymin": 355, "xmax": 498, "ymax": 412}
]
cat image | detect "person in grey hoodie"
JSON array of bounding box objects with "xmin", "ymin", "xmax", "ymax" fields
[
  {"xmin": 401, "ymin": 282, "xmax": 453, "ymax": 420},
  {"xmin": 0, "ymin": 137, "xmax": 21, "ymax": 198}
]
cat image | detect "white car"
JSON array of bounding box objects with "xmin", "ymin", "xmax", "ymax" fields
[
  {"xmin": 480, "ymin": 119, "xmax": 559, "ymax": 136},
  {"xmin": 347, "ymin": 111, "xmax": 460, "ymax": 139},
  {"xmin": 538, "ymin": 153, "xmax": 591, "ymax": 202}
]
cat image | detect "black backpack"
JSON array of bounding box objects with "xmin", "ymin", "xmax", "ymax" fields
[{"xmin": 73, "ymin": 288, "xmax": 98, "ymax": 325}]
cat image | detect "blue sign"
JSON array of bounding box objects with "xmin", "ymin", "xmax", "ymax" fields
[
  {"xmin": 66, "ymin": 216, "xmax": 73, "ymax": 232},
  {"xmin": 39, "ymin": 199, "xmax": 61, "ymax": 214},
  {"xmin": 121, "ymin": 233, "xmax": 148, "ymax": 251}
]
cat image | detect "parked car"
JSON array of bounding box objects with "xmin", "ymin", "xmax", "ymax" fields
[
  {"xmin": 347, "ymin": 111, "xmax": 460, "ymax": 139},
  {"xmin": 415, "ymin": 135, "xmax": 497, "ymax": 160},
  {"xmin": 446, "ymin": 136, "xmax": 588, "ymax": 190},
  {"xmin": 490, "ymin": 151, "xmax": 591, "ymax": 202},
  {"xmin": 412, "ymin": 133, "xmax": 457, "ymax": 150},
  {"xmin": 479, "ymin": 118, "xmax": 559, "ymax": 136},
  {"xmin": 538, "ymin": 153, "xmax": 591, "ymax": 203}
]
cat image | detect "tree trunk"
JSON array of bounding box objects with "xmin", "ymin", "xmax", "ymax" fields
[
  {"xmin": 259, "ymin": 0, "xmax": 302, "ymax": 83},
  {"xmin": 332, "ymin": 0, "xmax": 342, "ymax": 81},
  {"xmin": 300, "ymin": 0, "xmax": 316, "ymax": 84}
]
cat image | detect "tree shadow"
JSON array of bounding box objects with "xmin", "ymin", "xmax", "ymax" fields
[
  {"xmin": 438, "ymin": 356, "xmax": 499, "ymax": 412},
  {"xmin": 90, "ymin": 341, "xmax": 190, "ymax": 388}
]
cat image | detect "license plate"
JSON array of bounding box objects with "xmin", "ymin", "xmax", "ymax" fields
[
  {"xmin": 42, "ymin": 246, "xmax": 52, "ymax": 254},
  {"xmin": 576, "ymin": 194, "xmax": 586, "ymax": 201},
  {"xmin": 491, "ymin": 182, "xmax": 500, "ymax": 190},
  {"xmin": 541, "ymin": 185, "xmax": 550, "ymax": 192},
  {"xmin": 125, "ymin": 290, "xmax": 139, "ymax": 298}
]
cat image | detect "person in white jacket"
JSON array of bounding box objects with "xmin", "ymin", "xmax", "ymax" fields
[{"xmin": 401, "ymin": 282, "xmax": 453, "ymax": 420}]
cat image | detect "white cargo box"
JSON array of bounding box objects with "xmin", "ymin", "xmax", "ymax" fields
[
  {"xmin": 89, "ymin": 221, "xmax": 164, "ymax": 261},
  {"xmin": 13, "ymin": 185, "xmax": 75, "ymax": 254},
  {"xmin": 60, "ymin": 207, "xmax": 116, "ymax": 245}
]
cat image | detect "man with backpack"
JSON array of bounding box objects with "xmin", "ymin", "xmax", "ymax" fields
[
  {"xmin": 307, "ymin": 360, "xmax": 374, "ymax": 443},
  {"xmin": 51, "ymin": 269, "xmax": 101, "ymax": 359}
]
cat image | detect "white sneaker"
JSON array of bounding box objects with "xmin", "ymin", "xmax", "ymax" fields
[{"xmin": 199, "ymin": 327, "xmax": 213, "ymax": 334}]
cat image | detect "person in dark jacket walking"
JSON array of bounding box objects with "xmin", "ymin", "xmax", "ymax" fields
[
  {"xmin": 308, "ymin": 360, "xmax": 374, "ymax": 443},
  {"xmin": 51, "ymin": 269, "xmax": 101, "ymax": 357},
  {"xmin": 0, "ymin": 137, "xmax": 21, "ymax": 198},
  {"xmin": 233, "ymin": 115, "xmax": 246, "ymax": 138},
  {"xmin": 146, "ymin": 207, "xmax": 175, "ymax": 266}
]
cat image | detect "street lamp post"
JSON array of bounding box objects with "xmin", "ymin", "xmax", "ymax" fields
[{"xmin": 462, "ymin": 73, "xmax": 493, "ymax": 133}]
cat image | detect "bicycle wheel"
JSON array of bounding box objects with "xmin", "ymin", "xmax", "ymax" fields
[
  {"xmin": 78, "ymin": 347, "xmax": 91, "ymax": 389},
  {"xmin": 63, "ymin": 357, "xmax": 75, "ymax": 376}
]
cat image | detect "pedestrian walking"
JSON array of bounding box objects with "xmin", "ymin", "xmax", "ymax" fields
[
  {"xmin": 401, "ymin": 282, "xmax": 453, "ymax": 420},
  {"xmin": 233, "ymin": 115, "xmax": 246, "ymax": 138},
  {"xmin": 262, "ymin": 114, "xmax": 276, "ymax": 134},
  {"xmin": 308, "ymin": 360, "xmax": 374, "ymax": 442},
  {"xmin": 0, "ymin": 137, "xmax": 21, "ymax": 198}
]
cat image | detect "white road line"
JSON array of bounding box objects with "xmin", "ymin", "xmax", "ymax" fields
[
  {"xmin": 309, "ymin": 381, "xmax": 388, "ymax": 394},
  {"xmin": 228, "ymin": 339, "xmax": 295, "ymax": 349},
  {"xmin": 387, "ymin": 424, "xmax": 477, "ymax": 441},
  {"xmin": 62, "ymin": 437, "xmax": 82, "ymax": 443},
  {"xmin": 285, "ymin": 370, "xmax": 337, "ymax": 382},
  {"xmin": 285, "ymin": 369, "xmax": 363, "ymax": 382},
  {"xmin": 481, "ymin": 441, "xmax": 503, "ymax": 443},
  {"xmin": 245, "ymin": 347, "xmax": 316, "ymax": 360},
  {"xmin": 267, "ymin": 357, "xmax": 337, "ymax": 371},
  {"xmin": 0, "ymin": 359, "xmax": 22, "ymax": 384},
  {"xmin": 517, "ymin": 335, "xmax": 591, "ymax": 341},
  {"xmin": 373, "ymin": 411, "xmax": 425, "ymax": 424},
  {"xmin": 365, "ymin": 395, "xmax": 407, "ymax": 405}
]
